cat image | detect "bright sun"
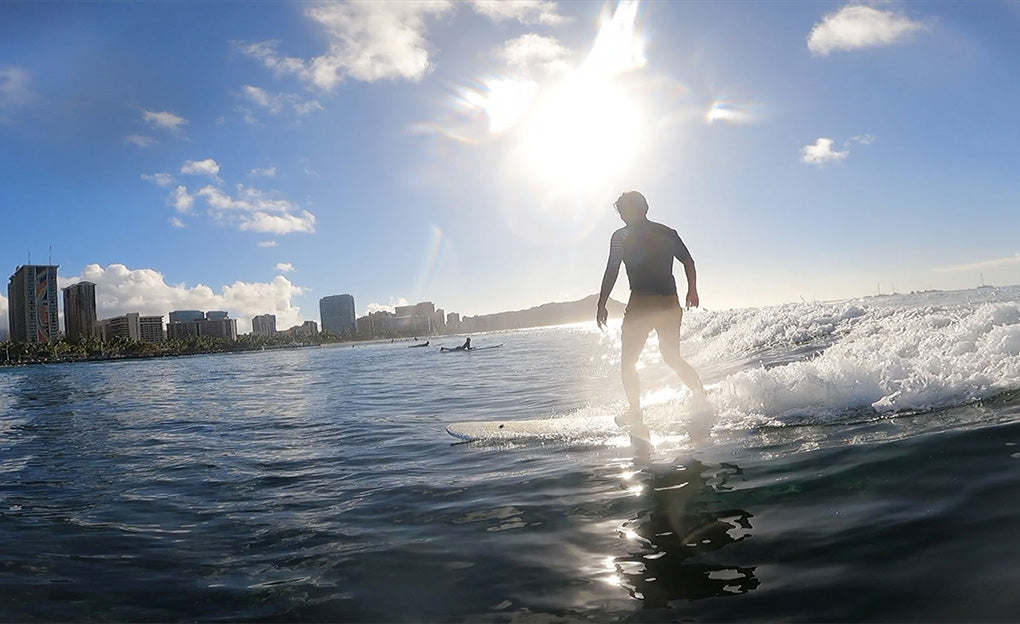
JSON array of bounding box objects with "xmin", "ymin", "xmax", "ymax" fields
[{"xmin": 517, "ymin": 73, "xmax": 642, "ymax": 190}]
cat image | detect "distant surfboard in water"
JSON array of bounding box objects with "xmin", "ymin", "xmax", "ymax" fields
[{"xmin": 439, "ymin": 344, "xmax": 504, "ymax": 353}]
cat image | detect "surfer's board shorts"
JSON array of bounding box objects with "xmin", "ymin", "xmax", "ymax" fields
[{"xmin": 622, "ymin": 294, "xmax": 683, "ymax": 361}]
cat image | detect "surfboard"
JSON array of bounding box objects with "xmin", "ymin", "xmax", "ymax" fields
[
  {"xmin": 440, "ymin": 344, "xmax": 504, "ymax": 352},
  {"xmin": 446, "ymin": 414, "xmax": 617, "ymax": 442}
]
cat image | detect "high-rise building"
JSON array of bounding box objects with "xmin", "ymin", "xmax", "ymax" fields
[
  {"xmin": 205, "ymin": 311, "xmax": 228, "ymax": 321},
  {"xmin": 169, "ymin": 310, "xmax": 205, "ymax": 324},
  {"xmin": 62, "ymin": 281, "xmax": 97, "ymax": 343},
  {"xmin": 252, "ymin": 314, "xmax": 277, "ymax": 336},
  {"xmin": 320, "ymin": 294, "xmax": 356, "ymax": 335},
  {"xmin": 7, "ymin": 265, "xmax": 60, "ymax": 344}
]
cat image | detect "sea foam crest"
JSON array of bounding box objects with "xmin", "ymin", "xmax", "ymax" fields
[{"xmin": 687, "ymin": 297, "xmax": 1020, "ymax": 426}]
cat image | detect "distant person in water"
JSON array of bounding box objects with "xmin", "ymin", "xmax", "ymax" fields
[
  {"xmin": 597, "ymin": 191, "xmax": 706, "ymax": 429},
  {"xmin": 460, "ymin": 337, "xmax": 472, "ymax": 351}
]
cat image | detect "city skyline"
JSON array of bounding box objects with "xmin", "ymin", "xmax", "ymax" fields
[
  {"xmin": 2, "ymin": 2, "xmax": 1019, "ymax": 335},
  {"xmin": 2, "ymin": 262, "xmax": 478, "ymax": 342}
]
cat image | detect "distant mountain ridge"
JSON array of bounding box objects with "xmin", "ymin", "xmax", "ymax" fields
[{"xmin": 459, "ymin": 294, "xmax": 625, "ymax": 333}]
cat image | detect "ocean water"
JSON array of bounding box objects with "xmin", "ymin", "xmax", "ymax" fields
[{"xmin": 5, "ymin": 287, "xmax": 1020, "ymax": 621}]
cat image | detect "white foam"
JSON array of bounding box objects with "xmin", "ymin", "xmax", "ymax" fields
[{"xmin": 676, "ymin": 292, "xmax": 1020, "ymax": 428}]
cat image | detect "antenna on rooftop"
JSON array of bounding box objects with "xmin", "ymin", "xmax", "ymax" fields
[{"xmin": 48, "ymin": 244, "xmax": 52, "ymax": 266}]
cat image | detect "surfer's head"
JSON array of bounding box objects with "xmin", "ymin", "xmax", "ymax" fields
[{"xmin": 614, "ymin": 191, "xmax": 648, "ymax": 224}]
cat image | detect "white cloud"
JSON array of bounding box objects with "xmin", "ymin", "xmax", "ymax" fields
[
  {"xmin": 180, "ymin": 158, "xmax": 221, "ymax": 177},
  {"xmin": 125, "ymin": 134, "xmax": 156, "ymax": 147},
  {"xmin": 471, "ymin": 0, "xmax": 567, "ymax": 25},
  {"xmin": 239, "ymin": 1, "xmax": 452, "ymax": 90},
  {"xmin": 173, "ymin": 185, "xmax": 194, "ymax": 213},
  {"xmin": 275, "ymin": 262, "xmax": 295, "ymax": 272},
  {"xmin": 808, "ymin": 5, "xmax": 927, "ymax": 56},
  {"xmin": 70, "ymin": 263, "xmax": 306, "ymax": 333},
  {"xmin": 143, "ymin": 109, "xmax": 188, "ymax": 132},
  {"xmin": 0, "ymin": 292, "xmax": 7, "ymax": 340},
  {"xmin": 257, "ymin": 240, "xmax": 278, "ymax": 248},
  {"xmin": 169, "ymin": 217, "xmax": 186, "ymax": 228},
  {"xmin": 501, "ymin": 34, "xmax": 572, "ymax": 76},
  {"xmin": 366, "ymin": 297, "xmax": 410, "ymax": 314},
  {"xmin": 242, "ymin": 85, "xmax": 323, "ymax": 116},
  {"xmin": 801, "ymin": 137, "xmax": 849, "ymax": 165},
  {"xmin": 934, "ymin": 253, "xmax": 1020, "ymax": 273},
  {"xmin": 141, "ymin": 172, "xmax": 174, "ymax": 186},
  {"xmin": 250, "ymin": 167, "xmax": 277, "ymax": 178},
  {"xmin": 196, "ymin": 184, "xmax": 316, "ymax": 234},
  {"xmin": 240, "ymin": 210, "xmax": 317, "ymax": 235},
  {"xmin": 0, "ymin": 66, "xmax": 35, "ymax": 121}
]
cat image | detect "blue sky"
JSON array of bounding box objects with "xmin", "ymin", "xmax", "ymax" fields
[{"xmin": 2, "ymin": 1, "xmax": 1019, "ymax": 334}]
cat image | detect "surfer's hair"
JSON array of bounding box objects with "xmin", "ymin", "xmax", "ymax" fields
[{"xmin": 614, "ymin": 191, "xmax": 648, "ymax": 215}]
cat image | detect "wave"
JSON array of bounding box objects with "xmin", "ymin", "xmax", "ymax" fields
[{"xmin": 681, "ymin": 291, "xmax": 1020, "ymax": 428}]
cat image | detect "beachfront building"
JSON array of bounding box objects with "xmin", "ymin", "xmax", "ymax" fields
[
  {"xmin": 167, "ymin": 314, "xmax": 237, "ymax": 341},
  {"xmin": 63, "ymin": 281, "xmax": 98, "ymax": 343},
  {"xmin": 98, "ymin": 313, "xmax": 165, "ymax": 343},
  {"xmin": 252, "ymin": 314, "xmax": 277, "ymax": 336},
  {"xmin": 206, "ymin": 311, "xmax": 228, "ymax": 321},
  {"xmin": 7, "ymin": 265, "xmax": 60, "ymax": 344},
  {"xmin": 394, "ymin": 301, "xmax": 438, "ymax": 335},
  {"xmin": 320, "ymin": 294, "xmax": 356, "ymax": 335},
  {"xmin": 169, "ymin": 310, "xmax": 205, "ymax": 324},
  {"xmin": 281, "ymin": 321, "xmax": 318, "ymax": 339}
]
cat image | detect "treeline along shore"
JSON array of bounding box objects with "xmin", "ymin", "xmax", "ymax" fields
[{"xmin": 1, "ymin": 295, "xmax": 626, "ymax": 367}]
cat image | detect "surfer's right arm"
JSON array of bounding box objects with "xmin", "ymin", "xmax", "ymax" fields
[{"xmin": 597, "ymin": 230, "xmax": 625, "ymax": 329}]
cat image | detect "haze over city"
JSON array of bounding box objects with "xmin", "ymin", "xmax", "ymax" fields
[{"xmin": 2, "ymin": 1, "xmax": 1019, "ymax": 334}]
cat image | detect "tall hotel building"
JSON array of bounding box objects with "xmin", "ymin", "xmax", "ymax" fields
[
  {"xmin": 320, "ymin": 294, "xmax": 356, "ymax": 335},
  {"xmin": 252, "ymin": 314, "xmax": 277, "ymax": 336},
  {"xmin": 7, "ymin": 265, "xmax": 60, "ymax": 344},
  {"xmin": 62, "ymin": 281, "xmax": 97, "ymax": 342}
]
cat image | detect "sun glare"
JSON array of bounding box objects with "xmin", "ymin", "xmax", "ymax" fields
[{"xmin": 517, "ymin": 74, "xmax": 642, "ymax": 189}]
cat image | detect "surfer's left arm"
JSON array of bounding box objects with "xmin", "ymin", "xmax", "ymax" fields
[
  {"xmin": 597, "ymin": 230, "xmax": 624, "ymax": 328},
  {"xmin": 676, "ymin": 236, "xmax": 699, "ymax": 309}
]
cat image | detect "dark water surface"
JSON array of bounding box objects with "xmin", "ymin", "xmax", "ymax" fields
[{"xmin": 5, "ymin": 291, "xmax": 1020, "ymax": 621}]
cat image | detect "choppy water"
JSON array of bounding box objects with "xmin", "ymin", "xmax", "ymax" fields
[{"xmin": 5, "ymin": 287, "xmax": 1020, "ymax": 621}]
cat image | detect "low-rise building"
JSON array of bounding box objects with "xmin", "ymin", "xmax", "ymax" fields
[{"xmin": 98, "ymin": 313, "xmax": 164, "ymax": 343}]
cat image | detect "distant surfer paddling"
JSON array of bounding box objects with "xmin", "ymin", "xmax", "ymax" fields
[{"xmin": 596, "ymin": 191, "xmax": 707, "ymax": 430}]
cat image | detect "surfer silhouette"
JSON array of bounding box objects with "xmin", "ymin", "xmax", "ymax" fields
[{"xmin": 597, "ymin": 191, "xmax": 707, "ymax": 429}]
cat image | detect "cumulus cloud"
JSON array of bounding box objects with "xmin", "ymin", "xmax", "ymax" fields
[
  {"xmin": 169, "ymin": 217, "xmax": 186, "ymax": 228},
  {"xmin": 239, "ymin": 1, "xmax": 453, "ymax": 90},
  {"xmin": 808, "ymin": 5, "xmax": 927, "ymax": 56},
  {"xmin": 141, "ymin": 172, "xmax": 174, "ymax": 186},
  {"xmin": 275, "ymin": 262, "xmax": 295, "ymax": 272},
  {"xmin": 143, "ymin": 109, "xmax": 188, "ymax": 132},
  {"xmin": 366, "ymin": 297, "xmax": 410, "ymax": 314},
  {"xmin": 173, "ymin": 185, "xmax": 194, "ymax": 213},
  {"xmin": 471, "ymin": 0, "xmax": 567, "ymax": 25},
  {"xmin": 180, "ymin": 158, "xmax": 221, "ymax": 177},
  {"xmin": 801, "ymin": 137, "xmax": 849, "ymax": 165},
  {"xmin": 257, "ymin": 240, "xmax": 278, "ymax": 248},
  {"xmin": 67, "ymin": 263, "xmax": 306, "ymax": 333},
  {"xmin": 196, "ymin": 184, "xmax": 316, "ymax": 234},
  {"xmin": 501, "ymin": 34, "xmax": 573, "ymax": 76},
  {"xmin": 242, "ymin": 85, "xmax": 323, "ymax": 116},
  {"xmin": 125, "ymin": 134, "xmax": 156, "ymax": 147}
]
